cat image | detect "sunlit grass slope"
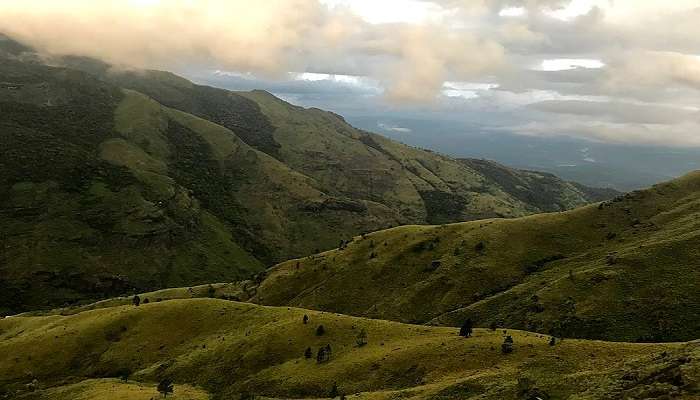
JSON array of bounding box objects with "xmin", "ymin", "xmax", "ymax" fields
[
  {"xmin": 255, "ymin": 172, "xmax": 700, "ymax": 342},
  {"xmin": 2, "ymin": 299, "xmax": 697, "ymax": 400}
]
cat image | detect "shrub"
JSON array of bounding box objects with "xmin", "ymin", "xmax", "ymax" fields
[
  {"xmin": 501, "ymin": 335, "xmax": 514, "ymax": 354},
  {"xmin": 304, "ymin": 347, "xmax": 312, "ymax": 359},
  {"xmin": 356, "ymin": 328, "xmax": 368, "ymax": 347},
  {"xmin": 303, "ymin": 314, "xmax": 309, "ymax": 324},
  {"xmin": 329, "ymin": 383, "xmax": 339, "ymax": 398},
  {"xmin": 132, "ymin": 295, "xmax": 140, "ymax": 307},
  {"xmin": 316, "ymin": 325, "xmax": 325, "ymax": 336},
  {"xmin": 157, "ymin": 378, "xmax": 174, "ymax": 398},
  {"xmin": 459, "ymin": 319, "xmax": 473, "ymax": 338}
]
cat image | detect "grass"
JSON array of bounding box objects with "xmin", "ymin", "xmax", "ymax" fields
[
  {"xmin": 19, "ymin": 379, "xmax": 209, "ymax": 400},
  {"xmin": 2, "ymin": 298, "xmax": 696, "ymax": 399},
  {"xmin": 255, "ymin": 171, "xmax": 700, "ymax": 342}
]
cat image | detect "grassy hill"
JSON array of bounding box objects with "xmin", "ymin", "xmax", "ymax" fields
[
  {"xmin": 0, "ymin": 38, "xmax": 613, "ymax": 314},
  {"xmin": 253, "ymin": 172, "xmax": 700, "ymax": 342},
  {"xmin": 1, "ymin": 298, "xmax": 697, "ymax": 400}
]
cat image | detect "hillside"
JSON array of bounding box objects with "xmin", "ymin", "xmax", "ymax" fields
[
  {"xmin": 0, "ymin": 37, "xmax": 612, "ymax": 314},
  {"xmin": 253, "ymin": 172, "xmax": 700, "ymax": 342},
  {"xmin": 1, "ymin": 299, "xmax": 698, "ymax": 400}
]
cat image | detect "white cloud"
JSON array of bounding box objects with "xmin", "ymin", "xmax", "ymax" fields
[
  {"xmin": 4, "ymin": 0, "xmax": 700, "ymax": 146},
  {"xmin": 539, "ymin": 58, "xmax": 605, "ymax": 71}
]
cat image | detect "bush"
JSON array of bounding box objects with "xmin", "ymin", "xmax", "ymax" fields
[
  {"xmin": 459, "ymin": 319, "xmax": 473, "ymax": 337},
  {"xmin": 316, "ymin": 325, "xmax": 325, "ymax": 336},
  {"xmin": 501, "ymin": 335, "xmax": 514, "ymax": 354},
  {"xmin": 356, "ymin": 328, "xmax": 368, "ymax": 347},
  {"xmin": 157, "ymin": 379, "xmax": 174, "ymax": 397}
]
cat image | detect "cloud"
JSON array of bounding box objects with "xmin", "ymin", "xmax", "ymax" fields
[
  {"xmin": 378, "ymin": 123, "xmax": 413, "ymax": 133},
  {"xmin": 529, "ymin": 100, "xmax": 700, "ymax": 125},
  {"xmin": 0, "ymin": 0, "xmax": 505, "ymax": 103},
  {"xmin": 4, "ymin": 0, "xmax": 700, "ymax": 146}
]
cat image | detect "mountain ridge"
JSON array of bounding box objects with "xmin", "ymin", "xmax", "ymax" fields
[{"xmin": 0, "ymin": 36, "xmax": 616, "ymax": 314}]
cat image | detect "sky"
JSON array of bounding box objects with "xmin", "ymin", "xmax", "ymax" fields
[{"xmin": 2, "ymin": 0, "xmax": 700, "ymax": 148}]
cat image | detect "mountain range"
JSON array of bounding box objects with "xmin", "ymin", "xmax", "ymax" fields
[{"xmin": 0, "ymin": 36, "xmax": 614, "ymax": 314}]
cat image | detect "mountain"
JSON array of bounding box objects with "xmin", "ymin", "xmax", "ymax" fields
[
  {"xmin": 2, "ymin": 298, "xmax": 698, "ymax": 399},
  {"xmin": 252, "ymin": 172, "xmax": 700, "ymax": 342},
  {"xmin": 0, "ymin": 38, "xmax": 613, "ymax": 314}
]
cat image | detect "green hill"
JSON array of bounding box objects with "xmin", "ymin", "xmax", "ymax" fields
[
  {"xmin": 253, "ymin": 172, "xmax": 700, "ymax": 342},
  {"xmin": 1, "ymin": 299, "xmax": 697, "ymax": 399},
  {"xmin": 0, "ymin": 38, "xmax": 612, "ymax": 314}
]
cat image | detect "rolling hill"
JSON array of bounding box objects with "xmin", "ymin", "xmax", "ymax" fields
[
  {"xmin": 252, "ymin": 172, "xmax": 700, "ymax": 342},
  {"xmin": 1, "ymin": 298, "xmax": 697, "ymax": 399},
  {"xmin": 0, "ymin": 36, "xmax": 612, "ymax": 314}
]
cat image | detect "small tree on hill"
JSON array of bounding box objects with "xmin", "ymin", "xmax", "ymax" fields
[
  {"xmin": 549, "ymin": 336, "xmax": 557, "ymax": 346},
  {"xmin": 132, "ymin": 295, "xmax": 141, "ymax": 307},
  {"xmin": 157, "ymin": 378, "xmax": 174, "ymax": 398},
  {"xmin": 356, "ymin": 328, "xmax": 368, "ymax": 347},
  {"xmin": 303, "ymin": 314, "xmax": 309, "ymax": 324},
  {"xmin": 501, "ymin": 335, "xmax": 514, "ymax": 354},
  {"xmin": 329, "ymin": 383, "xmax": 339, "ymax": 398},
  {"xmin": 316, "ymin": 325, "xmax": 326, "ymax": 336},
  {"xmin": 304, "ymin": 347, "xmax": 313, "ymax": 359},
  {"xmin": 316, "ymin": 347, "xmax": 329, "ymax": 363},
  {"xmin": 459, "ymin": 319, "xmax": 473, "ymax": 338},
  {"xmin": 207, "ymin": 284, "xmax": 216, "ymax": 298}
]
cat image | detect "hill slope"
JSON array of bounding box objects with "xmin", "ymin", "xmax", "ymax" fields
[
  {"xmin": 0, "ymin": 39, "xmax": 614, "ymax": 314},
  {"xmin": 253, "ymin": 172, "xmax": 700, "ymax": 342},
  {"xmin": 1, "ymin": 299, "xmax": 698, "ymax": 400}
]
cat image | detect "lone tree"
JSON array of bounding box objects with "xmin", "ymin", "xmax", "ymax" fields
[
  {"xmin": 304, "ymin": 347, "xmax": 313, "ymax": 359},
  {"xmin": 356, "ymin": 328, "xmax": 368, "ymax": 347},
  {"xmin": 501, "ymin": 335, "xmax": 514, "ymax": 354},
  {"xmin": 132, "ymin": 295, "xmax": 141, "ymax": 307},
  {"xmin": 157, "ymin": 378, "xmax": 174, "ymax": 398},
  {"xmin": 459, "ymin": 319, "xmax": 473, "ymax": 338},
  {"xmin": 316, "ymin": 347, "xmax": 330, "ymax": 363},
  {"xmin": 329, "ymin": 383, "xmax": 339, "ymax": 398},
  {"xmin": 316, "ymin": 325, "xmax": 326, "ymax": 336},
  {"xmin": 303, "ymin": 314, "xmax": 309, "ymax": 324},
  {"xmin": 549, "ymin": 336, "xmax": 557, "ymax": 346}
]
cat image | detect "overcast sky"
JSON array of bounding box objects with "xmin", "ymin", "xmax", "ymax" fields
[{"xmin": 2, "ymin": 0, "xmax": 700, "ymax": 147}]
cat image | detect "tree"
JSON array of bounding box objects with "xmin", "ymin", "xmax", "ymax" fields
[
  {"xmin": 549, "ymin": 336, "xmax": 557, "ymax": 346},
  {"xmin": 329, "ymin": 383, "xmax": 339, "ymax": 398},
  {"xmin": 356, "ymin": 328, "xmax": 368, "ymax": 347},
  {"xmin": 304, "ymin": 347, "xmax": 313, "ymax": 359},
  {"xmin": 316, "ymin": 347, "xmax": 330, "ymax": 363},
  {"xmin": 303, "ymin": 314, "xmax": 309, "ymax": 324},
  {"xmin": 207, "ymin": 284, "xmax": 216, "ymax": 298},
  {"xmin": 157, "ymin": 379, "xmax": 174, "ymax": 398},
  {"xmin": 143, "ymin": 298, "xmax": 150, "ymax": 304},
  {"xmin": 501, "ymin": 335, "xmax": 514, "ymax": 354},
  {"xmin": 316, "ymin": 325, "xmax": 325, "ymax": 336},
  {"xmin": 459, "ymin": 319, "xmax": 473, "ymax": 338},
  {"xmin": 132, "ymin": 295, "xmax": 140, "ymax": 307}
]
